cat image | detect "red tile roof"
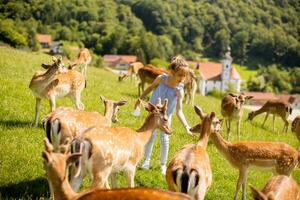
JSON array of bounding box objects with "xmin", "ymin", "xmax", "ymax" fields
[
  {"xmin": 103, "ymin": 55, "xmax": 137, "ymax": 64},
  {"xmin": 243, "ymin": 92, "xmax": 278, "ymax": 100},
  {"xmin": 187, "ymin": 61, "xmax": 240, "ymax": 80},
  {"xmin": 36, "ymin": 34, "xmax": 52, "ymax": 43}
]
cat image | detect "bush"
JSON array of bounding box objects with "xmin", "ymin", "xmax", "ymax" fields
[
  {"xmin": 207, "ymin": 89, "xmax": 225, "ymax": 99},
  {"xmin": 0, "ymin": 19, "xmax": 28, "ymax": 48}
]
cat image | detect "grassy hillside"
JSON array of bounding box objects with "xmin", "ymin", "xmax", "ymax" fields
[{"xmin": 0, "ymin": 48, "xmax": 299, "ymax": 199}]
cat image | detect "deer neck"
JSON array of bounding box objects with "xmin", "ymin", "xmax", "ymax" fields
[
  {"xmin": 197, "ymin": 127, "xmax": 210, "ymax": 149},
  {"xmin": 48, "ymin": 176, "xmax": 77, "ymax": 200},
  {"xmin": 103, "ymin": 106, "xmax": 113, "ymax": 127},
  {"xmin": 210, "ymin": 131, "xmax": 231, "ymax": 158},
  {"xmin": 253, "ymin": 107, "xmax": 267, "ymax": 118},
  {"xmin": 136, "ymin": 122, "xmax": 156, "ymax": 145}
]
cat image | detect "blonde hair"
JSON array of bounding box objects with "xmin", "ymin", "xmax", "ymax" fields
[{"xmin": 169, "ymin": 55, "xmax": 188, "ymax": 71}]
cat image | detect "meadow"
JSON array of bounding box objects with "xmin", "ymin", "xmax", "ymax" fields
[{"xmin": 0, "ymin": 47, "xmax": 299, "ymax": 199}]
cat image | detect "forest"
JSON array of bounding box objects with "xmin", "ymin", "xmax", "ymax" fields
[{"xmin": 1, "ymin": 0, "xmax": 299, "ymax": 68}]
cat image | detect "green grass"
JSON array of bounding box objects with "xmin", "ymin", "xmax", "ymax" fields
[{"xmin": 0, "ymin": 47, "xmax": 299, "ymax": 199}]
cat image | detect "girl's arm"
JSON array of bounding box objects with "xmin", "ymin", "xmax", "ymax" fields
[
  {"xmin": 175, "ymin": 89, "xmax": 193, "ymax": 136},
  {"xmin": 134, "ymin": 76, "xmax": 161, "ymax": 109}
]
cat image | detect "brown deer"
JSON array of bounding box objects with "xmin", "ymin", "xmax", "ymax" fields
[
  {"xmin": 29, "ymin": 56, "xmax": 85, "ymax": 127},
  {"xmin": 221, "ymin": 93, "xmax": 253, "ymax": 140},
  {"xmin": 72, "ymin": 48, "xmax": 92, "ymax": 79},
  {"xmin": 250, "ymin": 175, "xmax": 300, "ymax": 200},
  {"xmin": 42, "ymin": 96, "xmax": 127, "ymax": 153},
  {"xmin": 204, "ymin": 117, "xmax": 300, "ymax": 200},
  {"xmin": 292, "ymin": 115, "xmax": 300, "ymax": 148},
  {"xmin": 118, "ymin": 62, "xmax": 144, "ymax": 82},
  {"xmin": 247, "ymin": 99, "xmax": 292, "ymax": 133},
  {"xmin": 42, "ymin": 137, "xmax": 192, "ymax": 200},
  {"xmin": 69, "ymin": 99, "xmax": 171, "ymax": 190},
  {"xmin": 137, "ymin": 65, "xmax": 197, "ymax": 104},
  {"xmin": 166, "ymin": 106, "xmax": 221, "ymax": 200}
]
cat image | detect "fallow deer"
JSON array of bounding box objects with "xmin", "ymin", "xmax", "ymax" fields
[
  {"xmin": 166, "ymin": 106, "xmax": 221, "ymax": 200},
  {"xmin": 29, "ymin": 56, "xmax": 85, "ymax": 127},
  {"xmin": 118, "ymin": 62, "xmax": 144, "ymax": 82},
  {"xmin": 204, "ymin": 116, "xmax": 300, "ymax": 200},
  {"xmin": 137, "ymin": 65, "xmax": 197, "ymax": 104},
  {"xmin": 247, "ymin": 99, "xmax": 292, "ymax": 133},
  {"xmin": 70, "ymin": 99, "xmax": 171, "ymax": 190},
  {"xmin": 42, "ymin": 96, "xmax": 127, "ymax": 153},
  {"xmin": 291, "ymin": 115, "xmax": 300, "ymax": 148},
  {"xmin": 221, "ymin": 93, "xmax": 253, "ymax": 140},
  {"xmin": 250, "ymin": 175, "xmax": 300, "ymax": 200},
  {"xmin": 42, "ymin": 137, "xmax": 192, "ymax": 200},
  {"xmin": 72, "ymin": 48, "xmax": 92, "ymax": 79}
]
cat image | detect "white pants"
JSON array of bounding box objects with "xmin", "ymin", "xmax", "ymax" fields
[{"xmin": 143, "ymin": 117, "xmax": 171, "ymax": 166}]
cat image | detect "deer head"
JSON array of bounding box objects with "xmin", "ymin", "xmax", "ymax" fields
[
  {"xmin": 99, "ymin": 96, "xmax": 128, "ymax": 123},
  {"xmin": 42, "ymin": 138, "xmax": 82, "ymax": 183},
  {"xmin": 229, "ymin": 93, "xmax": 253, "ymax": 110},
  {"xmin": 41, "ymin": 56, "xmax": 66, "ymax": 73},
  {"xmin": 247, "ymin": 111, "xmax": 255, "ymax": 121},
  {"xmin": 138, "ymin": 99, "xmax": 172, "ymax": 134}
]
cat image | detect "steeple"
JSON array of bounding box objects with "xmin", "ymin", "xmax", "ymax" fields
[{"xmin": 221, "ymin": 46, "xmax": 233, "ymax": 91}]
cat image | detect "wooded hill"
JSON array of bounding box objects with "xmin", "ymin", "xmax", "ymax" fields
[{"xmin": 0, "ymin": 0, "xmax": 299, "ymax": 67}]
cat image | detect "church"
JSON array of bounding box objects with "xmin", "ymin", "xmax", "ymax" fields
[{"xmin": 188, "ymin": 48, "xmax": 241, "ymax": 95}]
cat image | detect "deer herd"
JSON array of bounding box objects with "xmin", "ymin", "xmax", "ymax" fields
[{"xmin": 28, "ymin": 53, "xmax": 300, "ymax": 200}]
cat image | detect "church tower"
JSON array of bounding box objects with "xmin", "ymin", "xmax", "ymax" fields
[{"xmin": 221, "ymin": 46, "xmax": 233, "ymax": 92}]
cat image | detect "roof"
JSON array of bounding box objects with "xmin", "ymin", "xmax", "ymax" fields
[
  {"xmin": 187, "ymin": 61, "xmax": 240, "ymax": 81},
  {"xmin": 103, "ymin": 55, "xmax": 137, "ymax": 64},
  {"xmin": 36, "ymin": 34, "xmax": 52, "ymax": 43}
]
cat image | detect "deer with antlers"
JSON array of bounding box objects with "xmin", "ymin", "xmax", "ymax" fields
[
  {"xmin": 42, "ymin": 137, "xmax": 191, "ymax": 200},
  {"xmin": 71, "ymin": 48, "xmax": 92, "ymax": 79},
  {"xmin": 166, "ymin": 106, "xmax": 221, "ymax": 200},
  {"xmin": 29, "ymin": 56, "xmax": 85, "ymax": 127},
  {"xmin": 69, "ymin": 99, "xmax": 171, "ymax": 190},
  {"xmin": 221, "ymin": 93, "xmax": 253, "ymax": 140},
  {"xmin": 247, "ymin": 99, "xmax": 292, "ymax": 133},
  {"xmin": 192, "ymin": 108, "xmax": 300, "ymax": 200},
  {"xmin": 42, "ymin": 96, "xmax": 127, "ymax": 153},
  {"xmin": 250, "ymin": 175, "xmax": 300, "ymax": 200}
]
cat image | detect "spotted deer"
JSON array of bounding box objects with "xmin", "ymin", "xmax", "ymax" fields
[
  {"xmin": 206, "ymin": 118, "xmax": 300, "ymax": 200},
  {"xmin": 42, "ymin": 96, "xmax": 127, "ymax": 153},
  {"xmin": 70, "ymin": 99, "xmax": 171, "ymax": 190},
  {"xmin": 166, "ymin": 106, "xmax": 221, "ymax": 200},
  {"xmin": 248, "ymin": 99, "xmax": 292, "ymax": 133},
  {"xmin": 250, "ymin": 175, "xmax": 300, "ymax": 200},
  {"xmin": 29, "ymin": 56, "xmax": 85, "ymax": 127},
  {"xmin": 221, "ymin": 93, "xmax": 253, "ymax": 140},
  {"xmin": 42, "ymin": 138, "xmax": 191, "ymax": 200}
]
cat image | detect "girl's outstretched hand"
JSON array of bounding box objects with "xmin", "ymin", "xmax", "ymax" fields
[{"xmin": 185, "ymin": 125, "xmax": 193, "ymax": 136}]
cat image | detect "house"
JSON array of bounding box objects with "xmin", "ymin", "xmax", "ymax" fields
[
  {"xmin": 36, "ymin": 34, "xmax": 52, "ymax": 48},
  {"xmin": 188, "ymin": 49, "xmax": 241, "ymax": 95},
  {"xmin": 103, "ymin": 55, "xmax": 137, "ymax": 71}
]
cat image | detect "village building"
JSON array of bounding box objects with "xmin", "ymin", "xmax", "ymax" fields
[
  {"xmin": 103, "ymin": 55, "xmax": 137, "ymax": 72},
  {"xmin": 188, "ymin": 49, "xmax": 241, "ymax": 95},
  {"xmin": 36, "ymin": 34, "xmax": 52, "ymax": 48}
]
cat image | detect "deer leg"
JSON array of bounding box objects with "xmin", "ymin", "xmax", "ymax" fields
[
  {"xmin": 262, "ymin": 113, "xmax": 269, "ymax": 128},
  {"xmin": 237, "ymin": 118, "xmax": 241, "ymax": 140},
  {"xmin": 111, "ymin": 172, "xmax": 118, "ymax": 188},
  {"xmin": 227, "ymin": 119, "xmax": 231, "ymax": 140},
  {"xmin": 234, "ymin": 168, "xmax": 247, "ymax": 200},
  {"xmin": 281, "ymin": 117, "xmax": 289, "ymax": 133},
  {"xmin": 33, "ymin": 98, "xmax": 41, "ymax": 127},
  {"xmin": 92, "ymin": 167, "xmax": 111, "ymax": 189},
  {"xmin": 125, "ymin": 168, "xmax": 135, "ymax": 188},
  {"xmin": 273, "ymin": 114, "xmax": 276, "ymax": 131},
  {"xmin": 242, "ymin": 169, "xmax": 248, "ymax": 200},
  {"xmin": 70, "ymin": 92, "xmax": 84, "ymax": 110},
  {"xmin": 49, "ymin": 95, "xmax": 56, "ymax": 111},
  {"xmin": 70, "ymin": 172, "xmax": 84, "ymax": 192}
]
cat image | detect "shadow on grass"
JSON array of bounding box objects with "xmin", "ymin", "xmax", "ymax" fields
[
  {"xmin": 0, "ymin": 177, "xmax": 49, "ymax": 199},
  {"xmin": 0, "ymin": 119, "xmax": 33, "ymax": 128}
]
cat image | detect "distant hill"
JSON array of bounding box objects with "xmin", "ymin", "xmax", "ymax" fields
[{"xmin": 0, "ymin": 0, "xmax": 299, "ymax": 67}]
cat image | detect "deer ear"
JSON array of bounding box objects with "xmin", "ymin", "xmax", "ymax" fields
[
  {"xmin": 194, "ymin": 105, "xmax": 205, "ymax": 120},
  {"xmin": 41, "ymin": 63, "xmax": 51, "ymax": 69},
  {"xmin": 246, "ymin": 96, "xmax": 254, "ymax": 100},
  {"xmin": 219, "ymin": 119, "xmax": 224, "ymax": 125},
  {"xmin": 250, "ymin": 186, "xmax": 266, "ymax": 200},
  {"xmin": 210, "ymin": 112, "xmax": 216, "ymax": 120},
  {"xmin": 66, "ymin": 153, "xmax": 82, "ymax": 166},
  {"xmin": 229, "ymin": 93, "xmax": 238, "ymax": 97},
  {"xmin": 116, "ymin": 100, "xmax": 128, "ymax": 106},
  {"xmin": 140, "ymin": 100, "xmax": 156, "ymax": 112},
  {"xmin": 44, "ymin": 137, "xmax": 53, "ymax": 153},
  {"xmin": 162, "ymin": 99, "xmax": 168, "ymax": 111},
  {"xmin": 42, "ymin": 151, "xmax": 50, "ymax": 163},
  {"xmin": 190, "ymin": 123, "xmax": 202, "ymax": 133},
  {"xmin": 100, "ymin": 96, "xmax": 105, "ymax": 102}
]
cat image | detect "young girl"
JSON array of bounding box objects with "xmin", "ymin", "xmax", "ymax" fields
[{"xmin": 134, "ymin": 55, "xmax": 193, "ymax": 175}]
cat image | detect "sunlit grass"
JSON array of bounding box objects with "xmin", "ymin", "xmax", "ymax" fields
[{"xmin": 0, "ymin": 47, "xmax": 299, "ymax": 199}]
